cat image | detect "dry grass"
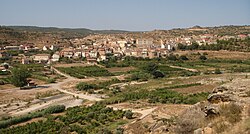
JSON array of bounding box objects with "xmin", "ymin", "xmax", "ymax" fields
[
  {"xmin": 175, "ymin": 107, "xmax": 206, "ymax": 134},
  {"xmin": 219, "ymin": 103, "xmax": 243, "ymax": 124}
]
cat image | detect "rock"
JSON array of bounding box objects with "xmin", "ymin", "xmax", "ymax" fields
[
  {"xmin": 207, "ymin": 94, "xmax": 232, "ymax": 103},
  {"xmin": 238, "ymin": 93, "xmax": 248, "ymax": 97},
  {"xmin": 204, "ymin": 106, "xmax": 220, "ymax": 118},
  {"xmin": 194, "ymin": 128, "xmax": 203, "ymax": 134},
  {"xmin": 203, "ymin": 127, "xmax": 213, "ymax": 134},
  {"xmin": 212, "ymin": 86, "xmax": 228, "ymax": 93},
  {"xmin": 194, "ymin": 127, "xmax": 214, "ymax": 134}
]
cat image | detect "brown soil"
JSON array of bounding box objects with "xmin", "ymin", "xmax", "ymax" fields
[
  {"xmin": 171, "ymin": 84, "xmax": 218, "ymax": 94},
  {"xmin": 106, "ymin": 67, "xmax": 136, "ymax": 73}
]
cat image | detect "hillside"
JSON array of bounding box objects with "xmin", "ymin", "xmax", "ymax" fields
[{"xmin": 7, "ymin": 26, "xmax": 129, "ymax": 38}]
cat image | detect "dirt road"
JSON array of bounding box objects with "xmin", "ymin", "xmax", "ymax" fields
[
  {"xmin": 49, "ymin": 67, "xmax": 103, "ymax": 101},
  {"xmin": 169, "ymin": 65, "xmax": 199, "ymax": 72}
]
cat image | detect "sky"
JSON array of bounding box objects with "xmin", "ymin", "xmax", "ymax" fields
[{"xmin": 0, "ymin": 0, "xmax": 249, "ymax": 31}]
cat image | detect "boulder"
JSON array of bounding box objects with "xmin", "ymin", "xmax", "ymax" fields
[
  {"xmin": 207, "ymin": 94, "xmax": 232, "ymax": 103},
  {"xmin": 204, "ymin": 106, "xmax": 220, "ymax": 118},
  {"xmin": 212, "ymin": 86, "xmax": 228, "ymax": 93},
  {"xmin": 203, "ymin": 127, "xmax": 213, "ymax": 134}
]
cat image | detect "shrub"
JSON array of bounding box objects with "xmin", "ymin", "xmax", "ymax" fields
[
  {"xmin": 175, "ymin": 108, "xmax": 205, "ymax": 134},
  {"xmin": 220, "ymin": 103, "xmax": 242, "ymax": 124},
  {"xmin": 129, "ymin": 71, "xmax": 151, "ymax": 81},
  {"xmin": 214, "ymin": 68, "xmax": 222, "ymax": 74},
  {"xmin": 179, "ymin": 55, "xmax": 189, "ymax": 60},
  {"xmin": 76, "ymin": 82, "xmax": 98, "ymax": 91},
  {"xmin": 0, "ymin": 80, "xmax": 4, "ymax": 85},
  {"xmin": 124, "ymin": 110, "xmax": 133, "ymax": 119},
  {"xmin": 0, "ymin": 105, "xmax": 65, "ymax": 129},
  {"xmin": 10, "ymin": 67, "xmax": 31, "ymax": 87},
  {"xmin": 199, "ymin": 55, "xmax": 207, "ymax": 60},
  {"xmin": 46, "ymin": 78, "xmax": 56, "ymax": 83},
  {"xmin": 152, "ymin": 70, "xmax": 165, "ymax": 78}
]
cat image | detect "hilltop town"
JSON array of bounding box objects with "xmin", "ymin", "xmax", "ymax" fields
[
  {"xmin": 1, "ymin": 25, "xmax": 250, "ymax": 65},
  {"xmin": 0, "ymin": 25, "xmax": 250, "ymax": 134}
]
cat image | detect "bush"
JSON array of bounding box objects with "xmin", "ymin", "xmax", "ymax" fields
[
  {"xmin": 46, "ymin": 78, "xmax": 56, "ymax": 83},
  {"xmin": 179, "ymin": 55, "xmax": 189, "ymax": 60},
  {"xmin": 76, "ymin": 82, "xmax": 98, "ymax": 91},
  {"xmin": 199, "ymin": 55, "xmax": 207, "ymax": 61},
  {"xmin": 42, "ymin": 105, "xmax": 65, "ymax": 114},
  {"xmin": 129, "ymin": 71, "xmax": 151, "ymax": 81},
  {"xmin": 10, "ymin": 67, "xmax": 31, "ymax": 87},
  {"xmin": 175, "ymin": 108, "xmax": 205, "ymax": 134},
  {"xmin": 0, "ymin": 105, "xmax": 65, "ymax": 129},
  {"xmin": 0, "ymin": 80, "xmax": 4, "ymax": 85},
  {"xmin": 152, "ymin": 70, "xmax": 165, "ymax": 78},
  {"xmin": 220, "ymin": 103, "xmax": 242, "ymax": 124},
  {"xmin": 124, "ymin": 110, "xmax": 133, "ymax": 119},
  {"xmin": 214, "ymin": 68, "xmax": 222, "ymax": 74}
]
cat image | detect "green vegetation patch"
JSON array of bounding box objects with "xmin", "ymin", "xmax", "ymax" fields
[
  {"xmin": 104, "ymin": 83, "xmax": 208, "ymax": 105},
  {"xmin": 0, "ymin": 104, "xmax": 132, "ymax": 134},
  {"xmin": 0, "ymin": 105, "xmax": 65, "ymax": 129},
  {"xmin": 56, "ymin": 65, "xmax": 113, "ymax": 78}
]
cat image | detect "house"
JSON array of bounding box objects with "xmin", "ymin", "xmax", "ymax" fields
[
  {"xmin": 136, "ymin": 38, "xmax": 153, "ymax": 45},
  {"xmin": 5, "ymin": 46, "xmax": 19, "ymax": 51},
  {"xmin": 87, "ymin": 58, "xmax": 97, "ymax": 64},
  {"xmin": 98, "ymin": 48, "xmax": 106, "ymax": 61},
  {"xmin": 148, "ymin": 50, "xmax": 157, "ymax": 59},
  {"xmin": 60, "ymin": 48, "xmax": 74, "ymax": 58},
  {"xmin": 42, "ymin": 45, "xmax": 49, "ymax": 51},
  {"xmin": 51, "ymin": 52, "xmax": 60, "ymax": 62},
  {"xmin": 113, "ymin": 52, "xmax": 123, "ymax": 59},
  {"xmin": 33, "ymin": 54, "xmax": 50, "ymax": 63},
  {"xmin": 73, "ymin": 50, "xmax": 82, "ymax": 59},
  {"xmin": 89, "ymin": 50, "xmax": 98, "ymax": 58},
  {"xmin": 20, "ymin": 43, "xmax": 35, "ymax": 51},
  {"xmin": 49, "ymin": 45, "xmax": 57, "ymax": 51},
  {"xmin": 124, "ymin": 49, "xmax": 132, "ymax": 56},
  {"xmin": 117, "ymin": 41, "xmax": 127, "ymax": 48},
  {"xmin": 21, "ymin": 57, "xmax": 31, "ymax": 64}
]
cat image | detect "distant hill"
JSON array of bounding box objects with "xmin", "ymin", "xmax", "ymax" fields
[{"xmin": 6, "ymin": 26, "xmax": 129, "ymax": 37}]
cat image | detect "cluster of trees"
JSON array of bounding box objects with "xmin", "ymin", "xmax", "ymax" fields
[
  {"xmin": 10, "ymin": 67, "xmax": 31, "ymax": 87},
  {"xmin": 104, "ymin": 83, "xmax": 208, "ymax": 105},
  {"xmin": 0, "ymin": 105, "xmax": 65, "ymax": 129},
  {"xmin": 76, "ymin": 82, "xmax": 99, "ymax": 91},
  {"xmin": 142, "ymin": 62, "xmax": 165, "ymax": 78},
  {"xmin": 177, "ymin": 38, "xmax": 250, "ymax": 52},
  {"xmin": 0, "ymin": 104, "xmax": 132, "ymax": 134},
  {"xmin": 76, "ymin": 78, "xmax": 121, "ymax": 91}
]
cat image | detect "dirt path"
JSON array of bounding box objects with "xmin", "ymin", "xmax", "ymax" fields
[
  {"xmin": 49, "ymin": 67, "xmax": 103, "ymax": 101},
  {"xmin": 169, "ymin": 65, "xmax": 198, "ymax": 72},
  {"xmin": 10, "ymin": 95, "xmax": 81, "ymax": 116}
]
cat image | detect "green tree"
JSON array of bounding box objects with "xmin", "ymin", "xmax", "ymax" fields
[
  {"xmin": 11, "ymin": 67, "xmax": 30, "ymax": 87},
  {"xmin": 142, "ymin": 62, "xmax": 158, "ymax": 73},
  {"xmin": 152, "ymin": 70, "xmax": 165, "ymax": 78},
  {"xmin": 214, "ymin": 68, "xmax": 222, "ymax": 74},
  {"xmin": 179, "ymin": 55, "xmax": 189, "ymax": 60},
  {"xmin": 124, "ymin": 110, "xmax": 133, "ymax": 119},
  {"xmin": 199, "ymin": 55, "xmax": 207, "ymax": 61}
]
